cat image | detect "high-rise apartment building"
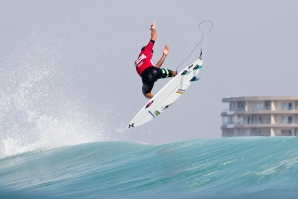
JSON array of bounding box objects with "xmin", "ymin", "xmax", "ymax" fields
[{"xmin": 221, "ymin": 96, "xmax": 298, "ymax": 137}]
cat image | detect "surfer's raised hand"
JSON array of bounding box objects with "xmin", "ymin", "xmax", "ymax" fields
[
  {"xmin": 155, "ymin": 45, "xmax": 169, "ymax": 68},
  {"xmin": 150, "ymin": 21, "xmax": 157, "ymax": 41},
  {"xmin": 151, "ymin": 21, "xmax": 156, "ymax": 29},
  {"xmin": 163, "ymin": 45, "xmax": 170, "ymax": 55}
]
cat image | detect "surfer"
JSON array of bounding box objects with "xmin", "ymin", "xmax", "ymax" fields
[{"xmin": 135, "ymin": 21, "xmax": 177, "ymax": 99}]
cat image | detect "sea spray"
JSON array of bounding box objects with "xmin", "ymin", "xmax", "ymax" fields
[{"xmin": 0, "ymin": 33, "xmax": 108, "ymax": 158}]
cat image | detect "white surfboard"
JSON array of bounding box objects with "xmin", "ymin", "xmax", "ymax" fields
[{"xmin": 128, "ymin": 58, "xmax": 203, "ymax": 128}]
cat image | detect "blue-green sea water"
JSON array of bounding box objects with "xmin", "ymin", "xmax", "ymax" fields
[{"xmin": 1, "ymin": 137, "xmax": 298, "ymax": 199}]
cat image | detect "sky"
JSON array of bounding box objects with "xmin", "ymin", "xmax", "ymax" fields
[{"xmin": 1, "ymin": 0, "xmax": 298, "ymax": 144}]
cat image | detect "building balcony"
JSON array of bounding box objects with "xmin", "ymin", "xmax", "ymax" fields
[
  {"xmin": 221, "ymin": 107, "xmax": 298, "ymax": 116},
  {"xmin": 221, "ymin": 121, "xmax": 298, "ymax": 129}
]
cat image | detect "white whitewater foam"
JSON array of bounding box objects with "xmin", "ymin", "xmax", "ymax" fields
[{"xmin": 0, "ymin": 32, "xmax": 108, "ymax": 158}]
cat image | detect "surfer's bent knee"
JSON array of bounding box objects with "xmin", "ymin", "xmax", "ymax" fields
[{"xmin": 161, "ymin": 68, "xmax": 174, "ymax": 78}]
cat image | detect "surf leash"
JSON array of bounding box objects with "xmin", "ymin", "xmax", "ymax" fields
[{"xmin": 176, "ymin": 20, "xmax": 213, "ymax": 71}]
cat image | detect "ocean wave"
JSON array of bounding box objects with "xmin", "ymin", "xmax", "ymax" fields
[{"xmin": 1, "ymin": 137, "xmax": 298, "ymax": 199}]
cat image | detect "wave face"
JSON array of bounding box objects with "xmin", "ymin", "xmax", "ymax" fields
[{"xmin": 1, "ymin": 137, "xmax": 298, "ymax": 199}]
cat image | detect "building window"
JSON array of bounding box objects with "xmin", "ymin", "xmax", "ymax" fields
[
  {"xmin": 282, "ymin": 103, "xmax": 293, "ymax": 110},
  {"xmin": 265, "ymin": 101, "xmax": 271, "ymax": 110},
  {"xmin": 244, "ymin": 116, "xmax": 251, "ymax": 124},
  {"xmin": 281, "ymin": 116, "xmax": 287, "ymax": 124},
  {"xmin": 288, "ymin": 116, "xmax": 293, "ymax": 124},
  {"xmin": 237, "ymin": 102, "xmax": 245, "ymax": 111},
  {"xmin": 254, "ymin": 102, "xmax": 264, "ymax": 110},
  {"xmin": 282, "ymin": 103, "xmax": 288, "ymax": 110},
  {"xmin": 281, "ymin": 129, "xmax": 292, "ymax": 136},
  {"xmin": 281, "ymin": 116, "xmax": 293, "ymax": 124},
  {"xmin": 230, "ymin": 103, "xmax": 235, "ymax": 111},
  {"xmin": 228, "ymin": 116, "xmax": 234, "ymax": 124},
  {"xmin": 259, "ymin": 116, "xmax": 262, "ymax": 124}
]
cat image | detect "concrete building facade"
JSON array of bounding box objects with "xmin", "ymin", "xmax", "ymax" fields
[{"xmin": 221, "ymin": 96, "xmax": 298, "ymax": 137}]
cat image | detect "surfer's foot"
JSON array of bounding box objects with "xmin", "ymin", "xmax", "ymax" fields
[
  {"xmin": 144, "ymin": 93, "xmax": 154, "ymax": 99},
  {"xmin": 172, "ymin": 71, "xmax": 177, "ymax": 77}
]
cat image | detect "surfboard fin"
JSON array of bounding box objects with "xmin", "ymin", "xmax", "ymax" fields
[
  {"xmin": 181, "ymin": 70, "xmax": 190, "ymax": 75},
  {"xmin": 190, "ymin": 76, "xmax": 200, "ymax": 82},
  {"xmin": 193, "ymin": 65, "xmax": 202, "ymax": 70}
]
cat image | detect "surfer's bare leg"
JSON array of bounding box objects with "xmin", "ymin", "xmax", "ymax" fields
[{"xmin": 144, "ymin": 93, "xmax": 154, "ymax": 99}]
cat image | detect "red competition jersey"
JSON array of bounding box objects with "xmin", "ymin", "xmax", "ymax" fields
[{"xmin": 135, "ymin": 40, "xmax": 155, "ymax": 76}]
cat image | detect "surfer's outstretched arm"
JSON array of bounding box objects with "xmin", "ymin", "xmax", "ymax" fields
[
  {"xmin": 155, "ymin": 45, "xmax": 169, "ymax": 68},
  {"xmin": 150, "ymin": 21, "xmax": 157, "ymax": 41}
]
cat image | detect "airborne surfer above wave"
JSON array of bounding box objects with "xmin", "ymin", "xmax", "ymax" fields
[{"xmin": 134, "ymin": 21, "xmax": 177, "ymax": 99}]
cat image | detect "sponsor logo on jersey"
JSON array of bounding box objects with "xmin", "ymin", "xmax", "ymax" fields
[{"xmin": 135, "ymin": 54, "xmax": 146, "ymax": 67}]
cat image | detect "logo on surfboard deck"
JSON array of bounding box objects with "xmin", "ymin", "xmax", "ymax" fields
[
  {"xmin": 145, "ymin": 100, "xmax": 154, "ymax": 109},
  {"xmin": 148, "ymin": 110, "xmax": 156, "ymax": 118},
  {"xmin": 188, "ymin": 64, "xmax": 193, "ymax": 69},
  {"xmin": 161, "ymin": 103, "xmax": 172, "ymax": 111},
  {"xmin": 128, "ymin": 123, "xmax": 135, "ymax": 128},
  {"xmin": 154, "ymin": 110, "xmax": 161, "ymax": 116},
  {"xmin": 176, "ymin": 89, "xmax": 185, "ymax": 94}
]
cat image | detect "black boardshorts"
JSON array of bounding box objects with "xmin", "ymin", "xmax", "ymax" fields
[{"xmin": 141, "ymin": 66, "xmax": 173, "ymax": 94}]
